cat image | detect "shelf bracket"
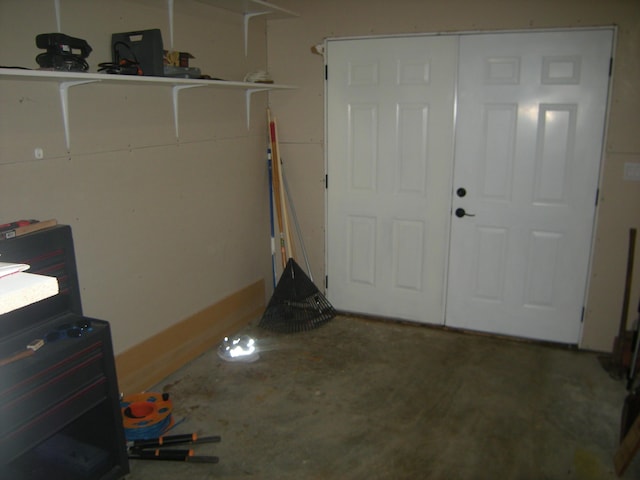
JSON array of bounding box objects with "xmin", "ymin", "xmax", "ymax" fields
[
  {"xmin": 243, "ymin": 12, "xmax": 270, "ymax": 56},
  {"xmin": 245, "ymin": 88, "xmax": 269, "ymax": 130},
  {"xmin": 172, "ymin": 84, "xmax": 206, "ymax": 139},
  {"xmin": 59, "ymin": 80, "xmax": 99, "ymax": 150}
]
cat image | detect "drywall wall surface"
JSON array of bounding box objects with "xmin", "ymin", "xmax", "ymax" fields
[
  {"xmin": 267, "ymin": 0, "xmax": 640, "ymax": 351},
  {"xmin": 0, "ymin": 0, "xmax": 275, "ymax": 354},
  {"xmin": 584, "ymin": 152, "xmax": 640, "ymax": 349}
]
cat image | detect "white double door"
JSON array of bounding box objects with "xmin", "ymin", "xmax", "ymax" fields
[{"xmin": 326, "ymin": 29, "xmax": 613, "ymax": 343}]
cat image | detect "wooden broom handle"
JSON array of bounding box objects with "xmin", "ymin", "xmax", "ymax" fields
[
  {"xmin": 270, "ymin": 116, "xmax": 295, "ymax": 260},
  {"xmin": 268, "ymin": 109, "xmax": 287, "ymax": 268}
]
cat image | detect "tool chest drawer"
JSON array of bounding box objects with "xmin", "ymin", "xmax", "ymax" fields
[
  {"xmin": 0, "ymin": 376, "xmax": 109, "ymax": 464},
  {"xmin": 0, "ymin": 315, "xmax": 128, "ymax": 479},
  {"xmin": 0, "ymin": 341, "xmax": 106, "ymax": 440}
]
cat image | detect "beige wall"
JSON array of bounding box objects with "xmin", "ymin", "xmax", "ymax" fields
[
  {"xmin": 0, "ymin": 0, "xmax": 275, "ymax": 354},
  {"xmin": 1, "ymin": 0, "xmax": 638, "ymax": 355},
  {"xmin": 267, "ymin": 0, "xmax": 640, "ymax": 351}
]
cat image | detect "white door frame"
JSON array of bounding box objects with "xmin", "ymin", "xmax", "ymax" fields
[{"xmin": 323, "ymin": 27, "xmax": 615, "ymax": 345}]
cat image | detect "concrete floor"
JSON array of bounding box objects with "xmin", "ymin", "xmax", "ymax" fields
[{"xmin": 125, "ymin": 315, "xmax": 639, "ymax": 479}]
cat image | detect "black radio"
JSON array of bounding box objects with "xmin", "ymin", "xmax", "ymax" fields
[{"xmin": 35, "ymin": 33, "xmax": 92, "ymax": 72}]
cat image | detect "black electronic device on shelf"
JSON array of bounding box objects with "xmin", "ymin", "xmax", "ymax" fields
[
  {"xmin": 110, "ymin": 29, "xmax": 164, "ymax": 76},
  {"xmin": 35, "ymin": 33, "xmax": 92, "ymax": 72}
]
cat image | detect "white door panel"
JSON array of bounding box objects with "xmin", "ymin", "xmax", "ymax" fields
[
  {"xmin": 446, "ymin": 30, "xmax": 613, "ymax": 342},
  {"xmin": 326, "ymin": 36, "xmax": 457, "ymax": 324}
]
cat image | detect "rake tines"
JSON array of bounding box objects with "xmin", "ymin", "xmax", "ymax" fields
[{"xmin": 259, "ymin": 258, "xmax": 336, "ymax": 333}]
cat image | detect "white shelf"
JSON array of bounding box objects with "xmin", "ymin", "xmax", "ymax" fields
[
  {"xmin": 12, "ymin": 0, "xmax": 299, "ymax": 147},
  {"xmin": 200, "ymin": 0, "xmax": 298, "ymax": 19},
  {"xmin": 129, "ymin": 0, "xmax": 298, "ymax": 53},
  {"xmin": 0, "ymin": 68, "xmax": 296, "ymax": 148},
  {"xmin": 197, "ymin": 0, "xmax": 299, "ymax": 55},
  {"xmin": 0, "ymin": 67, "xmax": 296, "ymax": 89}
]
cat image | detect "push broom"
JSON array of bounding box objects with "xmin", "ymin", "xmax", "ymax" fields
[{"xmin": 258, "ymin": 110, "xmax": 336, "ymax": 333}]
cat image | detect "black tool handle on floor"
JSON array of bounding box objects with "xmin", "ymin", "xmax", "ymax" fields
[
  {"xmin": 130, "ymin": 448, "xmax": 194, "ymax": 458},
  {"xmin": 129, "ymin": 452, "xmax": 219, "ymax": 463},
  {"xmin": 132, "ymin": 433, "xmax": 221, "ymax": 448}
]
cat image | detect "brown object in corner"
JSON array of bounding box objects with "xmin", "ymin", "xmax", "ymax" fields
[
  {"xmin": 615, "ymin": 411, "xmax": 640, "ymax": 476},
  {"xmin": 115, "ymin": 279, "xmax": 265, "ymax": 395},
  {"xmin": 612, "ymin": 228, "xmax": 637, "ymax": 374}
]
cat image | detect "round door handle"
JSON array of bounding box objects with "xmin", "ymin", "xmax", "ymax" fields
[{"xmin": 455, "ymin": 208, "xmax": 476, "ymax": 218}]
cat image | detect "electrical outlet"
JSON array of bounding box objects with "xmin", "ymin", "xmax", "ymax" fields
[
  {"xmin": 623, "ymin": 162, "xmax": 640, "ymax": 181},
  {"xmin": 34, "ymin": 148, "xmax": 44, "ymax": 160}
]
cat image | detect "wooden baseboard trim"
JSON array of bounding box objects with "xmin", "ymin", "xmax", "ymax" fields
[{"xmin": 115, "ymin": 279, "xmax": 265, "ymax": 395}]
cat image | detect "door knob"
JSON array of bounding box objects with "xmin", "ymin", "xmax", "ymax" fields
[
  {"xmin": 456, "ymin": 187, "xmax": 467, "ymax": 198},
  {"xmin": 455, "ymin": 208, "xmax": 475, "ymax": 218}
]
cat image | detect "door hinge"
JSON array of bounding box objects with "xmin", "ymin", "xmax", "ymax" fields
[
  {"xmin": 325, "ymin": 65, "xmax": 328, "ymax": 80},
  {"xmin": 609, "ymin": 57, "xmax": 613, "ymax": 77},
  {"xmin": 325, "ymin": 275, "xmax": 328, "ymax": 289},
  {"xmin": 595, "ymin": 188, "xmax": 600, "ymax": 206},
  {"xmin": 581, "ymin": 307, "xmax": 585, "ymax": 323},
  {"xmin": 325, "ymin": 174, "xmax": 328, "ymax": 189}
]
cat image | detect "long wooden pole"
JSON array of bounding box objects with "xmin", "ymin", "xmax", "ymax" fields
[
  {"xmin": 267, "ymin": 109, "xmax": 287, "ymax": 268},
  {"xmin": 270, "ymin": 116, "xmax": 295, "ymax": 260}
]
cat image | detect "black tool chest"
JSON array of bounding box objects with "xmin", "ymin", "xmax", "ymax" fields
[{"xmin": 0, "ymin": 226, "xmax": 129, "ymax": 479}]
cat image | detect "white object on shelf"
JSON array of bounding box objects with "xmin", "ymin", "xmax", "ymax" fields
[{"xmin": 0, "ymin": 271, "xmax": 59, "ymax": 315}]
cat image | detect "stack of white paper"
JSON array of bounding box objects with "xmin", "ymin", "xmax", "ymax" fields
[{"xmin": 0, "ymin": 262, "xmax": 59, "ymax": 315}]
